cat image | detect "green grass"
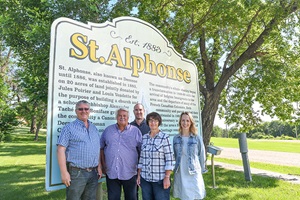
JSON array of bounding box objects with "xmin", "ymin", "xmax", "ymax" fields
[
  {"xmin": 210, "ymin": 137, "xmax": 300, "ymax": 153},
  {"xmin": 202, "ymin": 166, "xmax": 300, "ymax": 200},
  {"xmin": 1, "ymin": 128, "xmax": 300, "ymax": 199},
  {"xmin": 0, "ymin": 127, "xmax": 65, "ymax": 200},
  {"xmin": 214, "ymin": 157, "xmax": 300, "ymax": 176}
]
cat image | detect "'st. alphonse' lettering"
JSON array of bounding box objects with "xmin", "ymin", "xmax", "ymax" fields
[{"xmin": 68, "ymin": 33, "xmax": 191, "ymax": 83}]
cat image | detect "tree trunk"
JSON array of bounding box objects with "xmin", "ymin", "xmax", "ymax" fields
[
  {"xmin": 30, "ymin": 102, "xmax": 38, "ymax": 134},
  {"xmin": 34, "ymin": 121, "xmax": 42, "ymax": 141},
  {"xmin": 201, "ymin": 91, "xmax": 221, "ymax": 149},
  {"xmin": 30, "ymin": 115, "xmax": 37, "ymax": 134}
]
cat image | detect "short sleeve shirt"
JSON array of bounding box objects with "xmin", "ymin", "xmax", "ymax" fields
[{"xmin": 57, "ymin": 118, "xmax": 100, "ymax": 168}]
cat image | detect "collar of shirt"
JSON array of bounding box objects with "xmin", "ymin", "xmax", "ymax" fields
[
  {"xmin": 114, "ymin": 123, "xmax": 131, "ymax": 131},
  {"xmin": 178, "ymin": 133, "xmax": 196, "ymax": 138},
  {"xmin": 145, "ymin": 130, "xmax": 164, "ymax": 139},
  {"xmin": 131, "ymin": 119, "xmax": 146, "ymax": 126},
  {"xmin": 75, "ymin": 118, "xmax": 92, "ymax": 126}
]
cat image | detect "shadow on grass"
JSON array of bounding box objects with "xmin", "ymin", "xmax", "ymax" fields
[
  {"xmin": 0, "ymin": 144, "xmax": 46, "ymax": 156},
  {"xmin": 1, "ymin": 130, "xmax": 47, "ymax": 157},
  {"xmin": 11, "ymin": 132, "xmax": 47, "ymax": 143},
  {"xmin": 0, "ymin": 164, "xmax": 65, "ymax": 200},
  {"xmin": 203, "ymin": 166, "xmax": 281, "ymax": 199}
]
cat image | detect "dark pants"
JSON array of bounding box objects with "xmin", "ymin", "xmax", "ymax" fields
[
  {"xmin": 140, "ymin": 177, "xmax": 170, "ymax": 200},
  {"xmin": 106, "ymin": 175, "xmax": 137, "ymax": 200},
  {"xmin": 66, "ymin": 168, "xmax": 98, "ymax": 200}
]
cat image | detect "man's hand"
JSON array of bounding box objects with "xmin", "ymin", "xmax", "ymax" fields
[
  {"xmin": 97, "ymin": 165, "xmax": 103, "ymax": 179},
  {"xmin": 137, "ymin": 174, "xmax": 141, "ymax": 187},
  {"xmin": 61, "ymin": 171, "xmax": 71, "ymax": 187}
]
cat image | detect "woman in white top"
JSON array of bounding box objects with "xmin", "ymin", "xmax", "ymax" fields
[{"xmin": 173, "ymin": 112, "xmax": 206, "ymax": 200}]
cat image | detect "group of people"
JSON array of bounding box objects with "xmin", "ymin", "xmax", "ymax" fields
[{"xmin": 57, "ymin": 100, "xmax": 206, "ymax": 200}]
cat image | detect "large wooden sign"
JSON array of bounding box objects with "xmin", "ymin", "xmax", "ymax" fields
[{"xmin": 46, "ymin": 17, "xmax": 202, "ymax": 191}]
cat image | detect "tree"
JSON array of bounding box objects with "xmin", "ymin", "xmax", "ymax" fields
[
  {"xmin": 0, "ymin": 42, "xmax": 19, "ymax": 142},
  {"xmin": 0, "ymin": 0, "xmax": 52, "ymax": 139},
  {"xmin": 1, "ymin": 0, "xmax": 300, "ymax": 146},
  {"xmin": 125, "ymin": 0, "xmax": 300, "ymax": 147},
  {"xmin": 212, "ymin": 125, "xmax": 223, "ymax": 137},
  {"xmin": 227, "ymin": 126, "xmax": 242, "ymax": 139},
  {"xmin": 0, "ymin": 0, "xmax": 112, "ymax": 139},
  {"xmin": 0, "ymin": 0, "xmax": 132, "ymax": 139}
]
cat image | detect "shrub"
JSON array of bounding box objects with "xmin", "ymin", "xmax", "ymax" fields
[
  {"xmin": 264, "ymin": 135, "xmax": 274, "ymax": 139},
  {"xmin": 0, "ymin": 105, "xmax": 19, "ymax": 142},
  {"xmin": 251, "ymin": 132, "xmax": 265, "ymax": 139},
  {"xmin": 280, "ymin": 135, "xmax": 294, "ymax": 140}
]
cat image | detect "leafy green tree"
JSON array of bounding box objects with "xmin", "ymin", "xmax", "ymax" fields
[
  {"xmin": 248, "ymin": 121, "xmax": 265, "ymax": 138},
  {"xmin": 1, "ymin": 0, "xmax": 300, "ymax": 147},
  {"xmin": 227, "ymin": 126, "xmax": 242, "ymax": 139},
  {"xmin": 246, "ymin": 120, "xmax": 297, "ymax": 139},
  {"xmin": 0, "ymin": 0, "xmax": 123, "ymax": 140},
  {"xmin": 127, "ymin": 0, "xmax": 300, "ymax": 147},
  {"xmin": 267, "ymin": 120, "xmax": 295, "ymax": 137},
  {"xmin": 212, "ymin": 125, "xmax": 223, "ymax": 137},
  {"xmin": 0, "ymin": 0, "xmax": 51, "ymax": 139},
  {"xmin": 251, "ymin": 132, "xmax": 266, "ymax": 139},
  {"xmin": 268, "ymin": 121, "xmax": 284, "ymax": 137},
  {"xmin": 0, "ymin": 43, "xmax": 19, "ymax": 142},
  {"xmin": 281, "ymin": 122, "xmax": 294, "ymax": 137},
  {"xmin": 0, "ymin": 105, "xmax": 19, "ymax": 142}
]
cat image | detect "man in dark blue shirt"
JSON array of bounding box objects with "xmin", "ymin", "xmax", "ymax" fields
[
  {"xmin": 130, "ymin": 103, "xmax": 150, "ymax": 135},
  {"xmin": 130, "ymin": 103, "xmax": 150, "ymax": 200}
]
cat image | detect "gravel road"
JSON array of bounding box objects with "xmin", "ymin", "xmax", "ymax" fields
[
  {"xmin": 209, "ymin": 144, "xmax": 300, "ymax": 184},
  {"xmin": 217, "ymin": 147, "xmax": 300, "ymax": 167}
]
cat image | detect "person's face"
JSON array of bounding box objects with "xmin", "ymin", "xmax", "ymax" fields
[
  {"xmin": 133, "ymin": 104, "xmax": 145, "ymax": 120},
  {"xmin": 75, "ymin": 103, "xmax": 90, "ymax": 122},
  {"xmin": 117, "ymin": 110, "xmax": 129, "ymax": 127},
  {"xmin": 180, "ymin": 114, "xmax": 191, "ymax": 131},
  {"xmin": 148, "ymin": 117, "xmax": 159, "ymax": 130}
]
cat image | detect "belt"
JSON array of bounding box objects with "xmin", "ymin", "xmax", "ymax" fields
[{"xmin": 69, "ymin": 166, "xmax": 97, "ymax": 172}]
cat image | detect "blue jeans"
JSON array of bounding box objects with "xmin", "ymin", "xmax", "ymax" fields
[
  {"xmin": 66, "ymin": 168, "xmax": 98, "ymax": 200},
  {"xmin": 106, "ymin": 175, "xmax": 137, "ymax": 200},
  {"xmin": 140, "ymin": 177, "xmax": 170, "ymax": 200}
]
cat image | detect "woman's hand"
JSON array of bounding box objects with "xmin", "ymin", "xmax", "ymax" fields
[{"xmin": 163, "ymin": 176, "xmax": 170, "ymax": 189}]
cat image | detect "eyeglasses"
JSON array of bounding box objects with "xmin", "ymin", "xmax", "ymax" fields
[
  {"xmin": 77, "ymin": 108, "xmax": 90, "ymax": 111},
  {"xmin": 149, "ymin": 119, "xmax": 159, "ymax": 123}
]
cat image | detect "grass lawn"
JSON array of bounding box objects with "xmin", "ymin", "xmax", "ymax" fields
[{"xmin": 0, "ymin": 128, "xmax": 300, "ymax": 199}]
